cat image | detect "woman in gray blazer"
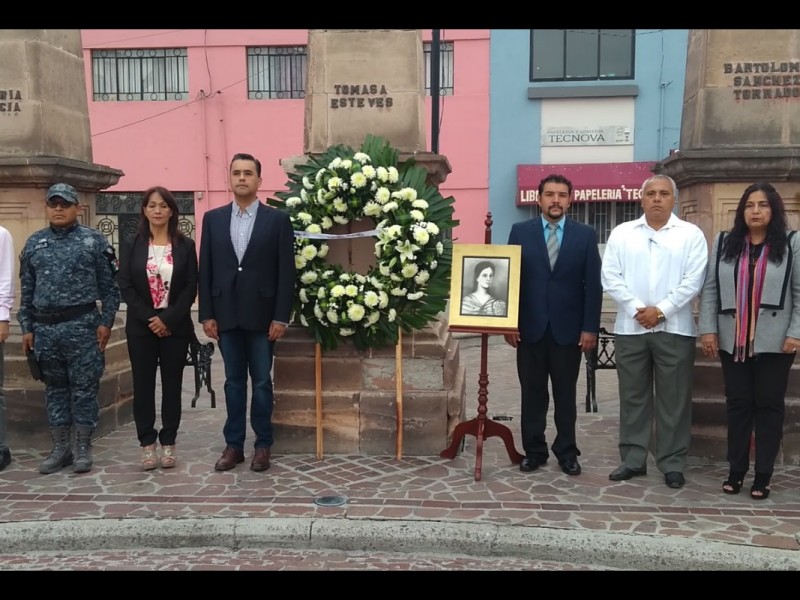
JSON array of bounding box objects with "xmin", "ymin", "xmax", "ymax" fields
[{"xmin": 698, "ymin": 182, "xmax": 800, "ymax": 500}]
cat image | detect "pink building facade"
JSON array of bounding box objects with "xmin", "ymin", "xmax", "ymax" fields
[{"xmin": 80, "ymin": 29, "xmax": 490, "ymax": 251}]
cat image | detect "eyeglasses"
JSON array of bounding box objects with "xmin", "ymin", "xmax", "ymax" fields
[{"xmin": 45, "ymin": 199, "xmax": 76, "ymax": 209}]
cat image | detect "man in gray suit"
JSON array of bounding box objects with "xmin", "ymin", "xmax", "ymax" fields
[{"xmin": 198, "ymin": 153, "xmax": 296, "ymax": 473}]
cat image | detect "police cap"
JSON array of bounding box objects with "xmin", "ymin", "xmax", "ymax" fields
[{"xmin": 46, "ymin": 183, "xmax": 80, "ymax": 205}]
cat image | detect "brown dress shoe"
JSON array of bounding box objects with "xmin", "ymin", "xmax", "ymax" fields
[
  {"xmin": 214, "ymin": 447, "xmax": 244, "ymax": 471},
  {"xmin": 250, "ymin": 447, "xmax": 271, "ymax": 472}
]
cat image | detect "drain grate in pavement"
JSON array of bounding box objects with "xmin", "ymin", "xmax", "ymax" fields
[{"xmin": 314, "ymin": 495, "xmax": 349, "ymax": 507}]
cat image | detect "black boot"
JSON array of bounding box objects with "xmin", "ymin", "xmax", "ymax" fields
[
  {"xmin": 73, "ymin": 426, "xmax": 94, "ymax": 473},
  {"xmin": 39, "ymin": 426, "xmax": 73, "ymax": 474}
]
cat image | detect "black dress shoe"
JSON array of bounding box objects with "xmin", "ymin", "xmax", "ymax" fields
[
  {"xmin": 0, "ymin": 448, "xmax": 10, "ymax": 471},
  {"xmin": 559, "ymin": 459, "xmax": 581, "ymax": 476},
  {"xmin": 664, "ymin": 472, "xmax": 685, "ymax": 489},
  {"xmin": 519, "ymin": 457, "xmax": 546, "ymax": 472},
  {"xmin": 608, "ymin": 464, "xmax": 647, "ymax": 481}
]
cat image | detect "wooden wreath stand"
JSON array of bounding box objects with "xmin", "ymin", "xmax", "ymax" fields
[{"xmin": 440, "ymin": 213, "xmax": 524, "ymax": 480}]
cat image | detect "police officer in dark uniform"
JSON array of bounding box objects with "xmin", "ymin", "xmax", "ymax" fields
[{"xmin": 18, "ymin": 183, "xmax": 121, "ymax": 474}]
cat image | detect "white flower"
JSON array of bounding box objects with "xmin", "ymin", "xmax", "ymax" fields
[
  {"xmin": 363, "ymin": 201, "xmax": 382, "ymax": 217},
  {"xmin": 436, "ymin": 241, "xmax": 444, "ymax": 255},
  {"xmin": 331, "ymin": 285, "xmax": 346, "ymax": 298},
  {"xmin": 413, "ymin": 228, "xmax": 430, "ymax": 245},
  {"xmin": 375, "ymin": 187, "xmax": 391, "ymax": 204},
  {"xmin": 410, "ymin": 210, "xmax": 424, "ymax": 221},
  {"xmin": 364, "ymin": 291, "xmax": 379, "ymax": 307},
  {"xmin": 326, "ymin": 310, "xmax": 339, "ymax": 324},
  {"xmin": 339, "ymin": 273, "xmax": 351, "ymax": 281},
  {"xmin": 398, "ymin": 187, "xmax": 417, "ymax": 201},
  {"xmin": 354, "ymin": 274, "xmax": 366, "ymax": 284},
  {"xmin": 414, "ymin": 270, "xmax": 430, "ymax": 285},
  {"xmin": 300, "ymin": 314, "xmax": 309, "ymax": 326},
  {"xmin": 379, "ymin": 291, "xmax": 389, "ymax": 308},
  {"xmin": 395, "ymin": 239, "xmax": 421, "ymax": 263},
  {"xmin": 317, "ymin": 287, "xmax": 326, "ymax": 298},
  {"xmin": 328, "ymin": 157, "xmax": 342, "ymax": 169},
  {"xmin": 390, "ymin": 273, "xmax": 402, "ymax": 282},
  {"xmin": 347, "ymin": 304, "xmax": 365, "ymax": 321},
  {"xmin": 367, "ymin": 311, "xmax": 381, "ymax": 325},
  {"xmin": 286, "ymin": 197, "xmax": 302, "ymax": 207},
  {"xmin": 411, "ymin": 199, "xmax": 429, "ymax": 209},
  {"xmin": 297, "ymin": 212, "xmax": 312, "ymax": 224},
  {"xmin": 299, "ymin": 288, "xmax": 309, "ymax": 303},
  {"xmin": 407, "ymin": 291, "xmax": 424, "ymax": 301},
  {"xmin": 388, "ymin": 308, "xmax": 397, "ymax": 322},
  {"xmin": 301, "ymin": 245, "xmax": 318, "ymax": 260},
  {"xmin": 341, "ymin": 159, "xmax": 352, "ymax": 170},
  {"xmin": 401, "ymin": 263, "xmax": 419, "ymax": 278},
  {"xmin": 333, "ymin": 215, "xmax": 349, "ymax": 225},
  {"xmin": 340, "ymin": 328, "xmax": 355, "ymax": 336},
  {"xmin": 328, "ymin": 176, "xmax": 342, "ymax": 190},
  {"xmin": 333, "ymin": 198, "xmax": 348, "ymax": 212},
  {"xmin": 300, "ymin": 271, "xmax": 318, "ymax": 284},
  {"xmin": 295, "ymin": 255, "xmax": 307, "ymax": 269},
  {"xmin": 430, "ymin": 260, "xmax": 438, "ymax": 270},
  {"xmin": 361, "ymin": 165, "xmax": 376, "ymax": 179},
  {"xmin": 376, "ymin": 166, "xmax": 389, "ymax": 182},
  {"xmin": 387, "ymin": 166, "xmax": 399, "ymax": 183},
  {"xmin": 300, "ymin": 189, "xmax": 310, "ymax": 202},
  {"xmin": 353, "ymin": 152, "xmax": 371, "ymax": 164},
  {"xmin": 425, "ymin": 222, "xmax": 440, "ymax": 235},
  {"xmin": 315, "ymin": 168, "xmax": 325, "ymax": 182},
  {"xmin": 379, "ymin": 264, "xmax": 391, "ymax": 277},
  {"xmin": 390, "ymin": 287, "xmax": 407, "ymax": 296},
  {"xmin": 345, "ymin": 285, "xmax": 359, "ymax": 297},
  {"xmin": 302, "ymin": 176, "xmax": 314, "ymax": 190},
  {"xmin": 306, "ymin": 224, "xmax": 321, "ymax": 234},
  {"xmin": 318, "ymin": 244, "xmax": 330, "ymax": 258},
  {"xmin": 382, "ymin": 201, "xmax": 399, "ymax": 213},
  {"xmin": 321, "ymin": 217, "xmax": 333, "ymax": 230},
  {"xmin": 351, "ymin": 172, "xmax": 367, "ymax": 188},
  {"xmin": 314, "ymin": 304, "xmax": 324, "ymax": 319}
]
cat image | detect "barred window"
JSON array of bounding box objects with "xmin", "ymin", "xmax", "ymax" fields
[
  {"xmin": 529, "ymin": 201, "xmax": 642, "ymax": 244},
  {"xmin": 423, "ymin": 42, "xmax": 454, "ymax": 95},
  {"xmin": 247, "ymin": 46, "xmax": 307, "ymax": 99},
  {"xmin": 530, "ymin": 30, "xmax": 634, "ymax": 82},
  {"xmin": 91, "ymin": 48, "xmax": 188, "ymax": 101}
]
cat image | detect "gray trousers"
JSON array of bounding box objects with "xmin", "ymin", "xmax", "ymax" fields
[
  {"xmin": 615, "ymin": 332, "xmax": 696, "ymax": 474},
  {"xmin": 0, "ymin": 342, "xmax": 6, "ymax": 452}
]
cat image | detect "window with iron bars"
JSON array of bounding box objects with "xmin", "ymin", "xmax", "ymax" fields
[
  {"xmin": 247, "ymin": 46, "xmax": 307, "ymax": 99},
  {"xmin": 91, "ymin": 48, "xmax": 188, "ymax": 101},
  {"xmin": 423, "ymin": 42, "xmax": 454, "ymax": 95},
  {"xmin": 528, "ymin": 201, "xmax": 642, "ymax": 244},
  {"xmin": 530, "ymin": 30, "xmax": 634, "ymax": 82}
]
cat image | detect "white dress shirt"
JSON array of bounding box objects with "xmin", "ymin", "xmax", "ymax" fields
[
  {"xmin": 0, "ymin": 226, "xmax": 14, "ymax": 322},
  {"xmin": 601, "ymin": 213, "xmax": 708, "ymax": 337}
]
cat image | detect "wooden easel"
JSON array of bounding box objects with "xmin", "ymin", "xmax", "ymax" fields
[{"xmin": 440, "ymin": 213, "xmax": 524, "ymax": 481}]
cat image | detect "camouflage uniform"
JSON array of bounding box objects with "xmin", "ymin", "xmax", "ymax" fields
[{"xmin": 18, "ymin": 183, "xmax": 120, "ymax": 473}]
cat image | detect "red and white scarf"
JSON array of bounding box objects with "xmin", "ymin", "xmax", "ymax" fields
[{"xmin": 733, "ymin": 236, "xmax": 769, "ymax": 362}]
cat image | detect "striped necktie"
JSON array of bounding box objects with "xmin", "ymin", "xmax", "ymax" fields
[{"xmin": 547, "ymin": 222, "xmax": 559, "ymax": 268}]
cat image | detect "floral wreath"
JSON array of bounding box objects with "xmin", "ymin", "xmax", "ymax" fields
[{"xmin": 269, "ymin": 134, "xmax": 457, "ymax": 351}]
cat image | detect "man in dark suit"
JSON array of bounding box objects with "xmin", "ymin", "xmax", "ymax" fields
[
  {"xmin": 198, "ymin": 152, "xmax": 296, "ymax": 472},
  {"xmin": 505, "ymin": 174, "xmax": 602, "ymax": 476}
]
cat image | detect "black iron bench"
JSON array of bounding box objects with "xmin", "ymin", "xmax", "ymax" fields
[
  {"xmin": 583, "ymin": 326, "xmax": 616, "ymax": 413},
  {"xmin": 187, "ymin": 332, "xmax": 217, "ymax": 408}
]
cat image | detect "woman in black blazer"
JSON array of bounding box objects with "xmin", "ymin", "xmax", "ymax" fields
[{"xmin": 117, "ymin": 186, "xmax": 198, "ymax": 470}]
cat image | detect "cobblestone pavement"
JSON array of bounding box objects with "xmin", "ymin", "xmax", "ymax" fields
[{"xmin": 0, "ymin": 326, "xmax": 798, "ymax": 570}]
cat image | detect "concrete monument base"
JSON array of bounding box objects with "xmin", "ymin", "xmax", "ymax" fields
[{"xmin": 272, "ymin": 317, "xmax": 466, "ymax": 456}]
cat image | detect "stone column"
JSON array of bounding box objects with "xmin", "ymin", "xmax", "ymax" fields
[
  {"xmin": 273, "ymin": 29, "xmax": 465, "ymax": 455},
  {"xmin": 0, "ymin": 30, "xmax": 131, "ymax": 448},
  {"xmin": 656, "ymin": 29, "xmax": 800, "ymax": 464}
]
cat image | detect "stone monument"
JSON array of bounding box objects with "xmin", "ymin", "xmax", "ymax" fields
[
  {"xmin": 656, "ymin": 29, "xmax": 800, "ymax": 464},
  {"xmin": 274, "ymin": 29, "xmax": 466, "ymax": 455},
  {"xmin": 0, "ymin": 30, "xmax": 131, "ymax": 448}
]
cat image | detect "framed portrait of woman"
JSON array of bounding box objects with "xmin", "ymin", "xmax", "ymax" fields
[{"xmin": 448, "ymin": 243, "xmax": 521, "ymax": 333}]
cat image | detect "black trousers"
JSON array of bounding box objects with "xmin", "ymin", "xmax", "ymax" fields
[
  {"xmin": 127, "ymin": 332, "xmax": 189, "ymax": 447},
  {"xmin": 516, "ymin": 327, "xmax": 582, "ymax": 462},
  {"xmin": 719, "ymin": 350, "xmax": 794, "ymax": 476}
]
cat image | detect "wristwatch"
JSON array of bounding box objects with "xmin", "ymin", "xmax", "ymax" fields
[{"xmin": 656, "ymin": 308, "xmax": 666, "ymax": 323}]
